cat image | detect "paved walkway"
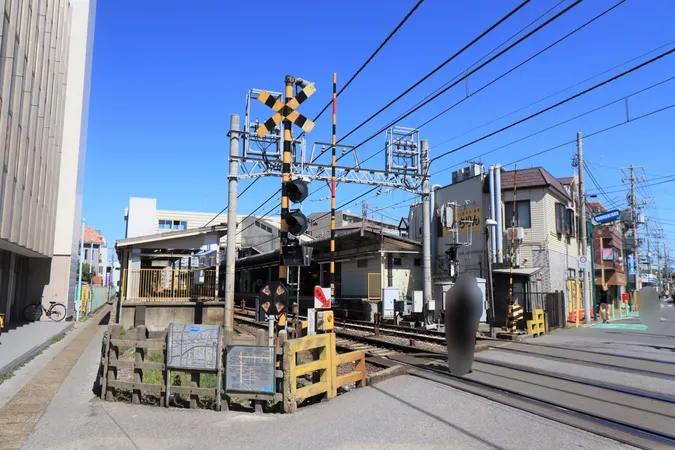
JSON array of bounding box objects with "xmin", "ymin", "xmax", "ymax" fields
[
  {"xmin": 18, "ymin": 320, "xmax": 623, "ymax": 449},
  {"xmin": 0, "ymin": 306, "xmax": 110, "ymax": 450},
  {"xmin": 0, "ymin": 321, "xmax": 73, "ymax": 377}
]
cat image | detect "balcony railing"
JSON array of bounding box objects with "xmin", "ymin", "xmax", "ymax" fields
[{"xmin": 122, "ymin": 269, "xmax": 217, "ymax": 302}]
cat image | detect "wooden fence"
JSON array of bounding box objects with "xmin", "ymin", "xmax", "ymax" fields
[
  {"xmin": 100, "ymin": 326, "xmax": 366, "ymax": 413},
  {"xmin": 100, "ymin": 325, "xmax": 223, "ymax": 410},
  {"xmin": 282, "ymin": 333, "xmax": 366, "ymax": 413}
]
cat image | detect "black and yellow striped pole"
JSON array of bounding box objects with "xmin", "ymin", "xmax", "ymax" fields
[
  {"xmin": 507, "ymin": 166, "xmax": 520, "ymax": 332},
  {"xmin": 330, "ymin": 73, "xmax": 337, "ymax": 305},
  {"xmin": 279, "ymin": 74, "xmax": 294, "ymax": 282}
]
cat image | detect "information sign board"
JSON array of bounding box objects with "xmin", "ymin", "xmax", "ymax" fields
[{"xmin": 225, "ymin": 345, "xmax": 276, "ymax": 395}]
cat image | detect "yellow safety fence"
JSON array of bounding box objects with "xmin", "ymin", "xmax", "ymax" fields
[
  {"xmin": 122, "ymin": 269, "xmax": 216, "ymax": 302},
  {"xmin": 282, "ymin": 333, "xmax": 366, "ymax": 413}
]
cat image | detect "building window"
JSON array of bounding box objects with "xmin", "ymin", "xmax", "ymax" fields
[
  {"xmin": 158, "ymin": 219, "xmax": 171, "ymax": 230},
  {"xmin": 555, "ymin": 203, "xmax": 566, "ymax": 234},
  {"xmin": 414, "ymin": 258, "xmax": 421, "ymax": 266},
  {"xmin": 505, "ymin": 200, "xmax": 531, "ymax": 228},
  {"xmin": 84, "ymin": 249, "xmax": 88, "ymax": 260},
  {"xmin": 173, "ymin": 220, "xmax": 187, "ymax": 230},
  {"xmin": 393, "ymin": 258, "xmax": 402, "ymax": 266},
  {"xmin": 357, "ymin": 259, "xmax": 368, "ymax": 269},
  {"xmin": 566, "ymin": 209, "xmax": 576, "ymax": 237}
]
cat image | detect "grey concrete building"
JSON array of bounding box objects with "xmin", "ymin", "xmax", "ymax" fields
[{"xmin": 0, "ymin": 0, "xmax": 96, "ymax": 326}]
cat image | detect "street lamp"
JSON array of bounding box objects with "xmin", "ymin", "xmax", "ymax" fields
[{"xmin": 485, "ymin": 219, "xmax": 498, "ymax": 337}]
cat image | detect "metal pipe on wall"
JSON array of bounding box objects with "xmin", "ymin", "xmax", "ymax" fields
[
  {"xmin": 495, "ymin": 164, "xmax": 504, "ymax": 264},
  {"xmin": 488, "ymin": 166, "xmax": 496, "ymax": 264},
  {"xmin": 430, "ymin": 184, "xmax": 442, "ymax": 275}
]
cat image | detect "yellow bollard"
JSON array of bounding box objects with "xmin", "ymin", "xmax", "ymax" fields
[{"xmin": 575, "ymin": 283, "xmax": 581, "ymax": 328}]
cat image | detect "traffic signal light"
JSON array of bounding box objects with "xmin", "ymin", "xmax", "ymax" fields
[{"xmin": 284, "ymin": 179, "xmax": 309, "ymax": 237}]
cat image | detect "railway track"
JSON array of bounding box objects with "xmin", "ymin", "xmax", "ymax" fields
[{"xmin": 233, "ymin": 312, "xmax": 675, "ymax": 448}]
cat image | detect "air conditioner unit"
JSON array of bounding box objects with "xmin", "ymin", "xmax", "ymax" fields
[{"xmin": 506, "ymin": 227, "xmax": 525, "ymax": 241}]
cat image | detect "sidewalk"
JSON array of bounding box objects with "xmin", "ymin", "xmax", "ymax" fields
[
  {"xmin": 0, "ymin": 321, "xmax": 73, "ymax": 378},
  {"xmin": 0, "ymin": 306, "xmax": 110, "ymax": 450},
  {"xmin": 18, "ymin": 322, "xmax": 624, "ymax": 449}
]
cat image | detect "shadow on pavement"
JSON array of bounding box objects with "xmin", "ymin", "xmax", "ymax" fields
[{"xmin": 371, "ymin": 384, "xmax": 506, "ymax": 450}]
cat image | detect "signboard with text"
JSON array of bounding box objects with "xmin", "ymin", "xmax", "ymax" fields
[
  {"xmin": 443, "ymin": 205, "xmax": 482, "ymax": 236},
  {"xmin": 592, "ymin": 209, "xmax": 621, "ymax": 225}
]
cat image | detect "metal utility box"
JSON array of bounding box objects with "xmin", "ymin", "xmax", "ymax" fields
[
  {"xmin": 412, "ymin": 290, "xmax": 423, "ymax": 314},
  {"xmin": 316, "ymin": 310, "xmax": 334, "ymax": 331},
  {"xmin": 434, "ymin": 278, "xmax": 487, "ymax": 323},
  {"xmin": 382, "ymin": 287, "xmax": 400, "ymax": 319}
]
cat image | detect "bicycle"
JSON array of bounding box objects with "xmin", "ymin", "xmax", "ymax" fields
[{"xmin": 23, "ymin": 301, "xmax": 67, "ymax": 322}]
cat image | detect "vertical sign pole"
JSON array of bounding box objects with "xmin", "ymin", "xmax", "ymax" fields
[
  {"xmin": 330, "ymin": 73, "xmax": 337, "ymax": 305},
  {"xmin": 279, "ymin": 75, "xmax": 294, "ymax": 282}
]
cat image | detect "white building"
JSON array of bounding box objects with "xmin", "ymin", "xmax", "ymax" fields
[{"xmin": 0, "ymin": 0, "xmax": 96, "ymax": 325}]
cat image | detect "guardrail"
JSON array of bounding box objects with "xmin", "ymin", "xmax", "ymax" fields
[
  {"xmin": 122, "ymin": 269, "xmax": 216, "ymax": 302},
  {"xmin": 282, "ymin": 333, "xmax": 366, "ymax": 413}
]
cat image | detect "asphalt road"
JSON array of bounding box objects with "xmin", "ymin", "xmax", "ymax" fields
[{"xmin": 21, "ymin": 324, "xmax": 631, "ymax": 449}]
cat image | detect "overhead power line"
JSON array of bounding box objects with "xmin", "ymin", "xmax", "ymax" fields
[
  {"xmin": 337, "ymin": 0, "xmax": 532, "ymax": 144},
  {"xmin": 356, "ymin": 0, "xmax": 622, "ymax": 168},
  {"xmin": 496, "ymin": 101, "xmax": 675, "ymax": 169},
  {"xmin": 432, "ymin": 74, "xmax": 675, "ymax": 177},
  {"xmin": 204, "ymin": 178, "xmax": 261, "ymax": 227},
  {"xmin": 222, "ymin": 1, "xmax": 422, "ymax": 230},
  {"xmin": 429, "ymin": 44, "xmax": 675, "ymax": 166},
  {"xmin": 300, "ymin": 0, "xmax": 427, "ymax": 140}
]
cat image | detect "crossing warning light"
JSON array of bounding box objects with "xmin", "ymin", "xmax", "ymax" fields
[{"xmin": 284, "ymin": 179, "xmax": 309, "ymax": 236}]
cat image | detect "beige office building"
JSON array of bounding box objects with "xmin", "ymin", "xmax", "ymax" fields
[{"xmin": 0, "ymin": 0, "xmax": 96, "ymax": 326}]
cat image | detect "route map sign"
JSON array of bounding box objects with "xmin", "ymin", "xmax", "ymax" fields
[
  {"xmin": 166, "ymin": 323, "xmax": 222, "ymax": 371},
  {"xmin": 225, "ymin": 346, "xmax": 276, "ymax": 395}
]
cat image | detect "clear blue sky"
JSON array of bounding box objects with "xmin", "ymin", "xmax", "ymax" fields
[{"xmin": 83, "ymin": 0, "xmax": 675, "ymax": 257}]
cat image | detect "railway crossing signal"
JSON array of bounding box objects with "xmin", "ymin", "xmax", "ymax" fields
[{"xmin": 255, "ymin": 83, "xmax": 316, "ymax": 137}]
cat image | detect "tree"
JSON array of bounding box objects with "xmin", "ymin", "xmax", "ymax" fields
[{"xmin": 78, "ymin": 262, "xmax": 95, "ymax": 283}]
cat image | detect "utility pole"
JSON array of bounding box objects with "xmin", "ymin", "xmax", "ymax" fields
[
  {"xmin": 421, "ymin": 139, "xmax": 432, "ymax": 322},
  {"xmin": 576, "ymin": 132, "xmax": 591, "ymax": 324},
  {"xmin": 622, "ymin": 165, "xmax": 644, "ymax": 292},
  {"xmin": 224, "ymin": 114, "xmax": 240, "ymax": 330}
]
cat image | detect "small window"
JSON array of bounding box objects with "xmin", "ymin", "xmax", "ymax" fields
[
  {"xmin": 84, "ymin": 249, "xmax": 88, "ymax": 260},
  {"xmin": 414, "ymin": 258, "xmax": 421, "ymax": 266},
  {"xmin": 357, "ymin": 259, "xmax": 368, "ymax": 268},
  {"xmin": 566, "ymin": 209, "xmax": 575, "ymax": 237},
  {"xmin": 393, "ymin": 258, "xmax": 402, "ymax": 266},
  {"xmin": 505, "ymin": 200, "xmax": 531, "ymax": 228},
  {"xmin": 555, "ymin": 203, "xmax": 569, "ymax": 235},
  {"xmin": 158, "ymin": 219, "xmax": 171, "ymax": 230}
]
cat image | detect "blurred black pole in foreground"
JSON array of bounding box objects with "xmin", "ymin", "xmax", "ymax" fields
[{"xmin": 445, "ymin": 274, "xmax": 483, "ymax": 376}]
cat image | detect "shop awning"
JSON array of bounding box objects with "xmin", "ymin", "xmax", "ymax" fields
[
  {"xmin": 596, "ymin": 271, "xmax": 626, "ymax": 286},
  {"xmin": 492, "ymin": 267, "xmax": 541, "ymax": 276}
]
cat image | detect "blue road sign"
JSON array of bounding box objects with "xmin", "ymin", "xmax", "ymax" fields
[
  {"xmin": 592, "ymin": 209, "xmax": 621, "ymax": 225},
  {"xmin": 628, "ymin": 268, "xmax": 637, "ymax": 275},
  {"xmin": 627, "ymin": 254, "xmax": 636, "ymax": 268}
]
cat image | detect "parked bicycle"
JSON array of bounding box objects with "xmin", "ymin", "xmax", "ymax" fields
[{"xmin": 23, "ymin": 301, "xmax": 66, "ymax": 322}]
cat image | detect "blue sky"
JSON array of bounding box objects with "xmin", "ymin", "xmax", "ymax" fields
[{"xmin": 83, "ymin": 0, "xmax": 675, "ymax": 255}]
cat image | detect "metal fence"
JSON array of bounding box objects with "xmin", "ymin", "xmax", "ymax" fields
[
  {"xmin": 122, "ymin": 269, "xmax": 217, "ymax": 302},
  {"xmin": 517, "ymin": 291, "xmax": 565, "ymax": 330}
]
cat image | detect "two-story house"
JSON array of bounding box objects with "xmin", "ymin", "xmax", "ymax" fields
[{"xmin": 412, "ymin": 165, "xmax": 585, "ymax": 326}]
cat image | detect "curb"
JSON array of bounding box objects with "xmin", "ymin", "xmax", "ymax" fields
[
  {"xmin": 367, "ymin": 365, "xmax": 408, "ymax": 385},
  {"xmin": 0, "ymin": 322, "xmax": 75, "ymax": 379}
]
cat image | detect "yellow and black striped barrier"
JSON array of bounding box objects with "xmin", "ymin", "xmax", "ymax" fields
[{"xmin": 506, "ymin": 303, "xmax": 524, "ymax": 332}]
